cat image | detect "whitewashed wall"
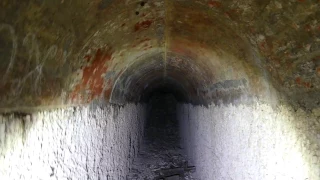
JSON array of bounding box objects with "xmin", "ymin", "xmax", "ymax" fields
[
  {"xmin": 178, "ymin": 102, "xmax": 320, "ymax": 180},
  {"xmin": 0, "ymin": 103, "xmax": 146, "ymax": 180}
]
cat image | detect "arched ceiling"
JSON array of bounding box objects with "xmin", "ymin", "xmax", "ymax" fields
[{"xmin": 0, "ymin": 0, "xmax": 319, "ymax": 112}]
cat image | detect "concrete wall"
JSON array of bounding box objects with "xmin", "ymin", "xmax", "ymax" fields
[
  {"xmin": 178, "ymin": 102, "xmax": 320, "ymax": 180},
  {"xmin": 0, "ymin": 103, "xmax": 146, "ymax": 180}
]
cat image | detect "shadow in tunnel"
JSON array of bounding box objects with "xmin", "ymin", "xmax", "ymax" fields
[
  {"xmin": 146, "ymin": 90, "xmax": 177, "ymax": 128},
  {"xmin": 127, "ymin": 88, "xmax": 195, "ymax": 180},
  {"xmin": 145, "ymin": 90, "xmax": 179, "ymax": 149}
]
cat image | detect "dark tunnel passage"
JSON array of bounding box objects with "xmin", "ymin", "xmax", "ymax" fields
[
  {"xmin": 127, "ymin": 87, "xmax": 196, "ymax": 179},
  {"xmin": 146, "ymin": 89, "xmax": 178, "ymax": 128},
  {"xmin": 0, "ymin": 1, "xmax": 320, "ymax": 179},
  {"xmin": 1, "ymin": 48, "xmax": 319, "ymax": 180}
]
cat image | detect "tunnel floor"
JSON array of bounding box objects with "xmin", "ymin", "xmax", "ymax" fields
[{"xmin": 127, "ymin": 93, "xmax": 196, "ymax": 180}]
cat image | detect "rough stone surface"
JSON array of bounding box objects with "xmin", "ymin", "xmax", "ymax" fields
[
  {"xmin": 1, "ymin": 0, "xmax": 319, "ymax": 110},
  {"xmin": 178, "ymin": 102, "xmax": 320, "ymax": 180},
  {"xmin": 0, "ymin": 1, "xmax": 319, "ymax": 179},
  {"xmin": 0, "ymin": 103, "xmax": 146, "ymax": 180}
]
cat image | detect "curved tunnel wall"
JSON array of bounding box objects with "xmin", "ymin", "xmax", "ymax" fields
[
  {"xmin": 0, "ymin": 0, "xmax": 284, "ymax": 110},
  {"xmin": 178, "ymin": 103, "xmax": 320, "ymax": 179},
  {"xmin": 0, "ymin": 0, "xmax": 319, "ymax": 110},
  {"xmin": 0, "ymin": 0, "xmax": 320, "ymax": 179}
]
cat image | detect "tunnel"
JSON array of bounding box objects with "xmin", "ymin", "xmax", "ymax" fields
[{"xmin": 0, "ymin": 0, "xmax": 320, "ymax": 179}]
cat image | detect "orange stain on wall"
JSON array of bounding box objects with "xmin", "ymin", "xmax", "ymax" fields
[
  {"xmin": 71, "ymin": 48, "xmax": 113, "ymax": 102},
  {"xmin": 134, "ymin": 20, "xmax": 153, "ymax": 32},
  {"xmin": 208, "ymin": 1, "xmax": 221, "ymax": 8},
  {"xmin": 295, "ymin": 77, "xmax": 312, "ymax": 88}
]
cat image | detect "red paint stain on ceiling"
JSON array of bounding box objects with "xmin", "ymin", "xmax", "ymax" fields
[
  {"xmin": 71, "ymin": 48, "xmax": 113, "ymax": 102},
  {"xmin": 134, "ymin": 20, "xmax": 153, "ymax": 32},
  {"xmin": 208, "ymin": 1, "xmax": 221, "ymax": 8},
  {"xmin": 295, "ymin": 77, "xmax": 312, "ymax": 88},
  {"xmin": 295, "ymin": 77, "xmax": 302, "ymax": 84},
  {"xmin": 304, "ymin": 82, "xmax": 311, "ymax": 88}
]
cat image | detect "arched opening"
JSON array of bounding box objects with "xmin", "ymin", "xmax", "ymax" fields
[
  {"xmin": 111, "ymin": 53, "xmax": 205, "ymax": 178},
  {"xmin": 0, "ymin": 0, "xmax": 319, "ymax": 179}
]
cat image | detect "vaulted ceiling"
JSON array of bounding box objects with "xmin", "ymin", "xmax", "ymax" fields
[{"xmin": 0, "ymin": 0, "xmax": 319, "ymax": 111}]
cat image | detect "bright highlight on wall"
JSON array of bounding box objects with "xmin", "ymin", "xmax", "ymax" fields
[
  {"xmin": 178, "ymin": 102, "xmax": 320, "ymax": 180},
  {"xmin": 0, "ymin": 99, "xmax": 319, "ymax": 179},
  {"xmin": 0, "ymin": 104, "xmax": 146, "ymax": 180}
]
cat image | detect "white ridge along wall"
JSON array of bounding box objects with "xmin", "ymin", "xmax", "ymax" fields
[
  {"xmin": 0, "ymin": 103, "xmax": 146, "ymax": 180},
  {"xmin": 178, "ymin": 102, "xmax": 320, "ymax": 180}
]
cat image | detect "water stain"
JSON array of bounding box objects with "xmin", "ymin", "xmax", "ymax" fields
[
  {"xmin": 71, "ymin": 47, "xmax": 113, "ymax": 102},
  {"xmin": 134, "ymin": 20, "xmax": 153, "ymax": 32},
  {"xmin": 208, "ymin": 1, "xmax": 221, "ymax": 8}
]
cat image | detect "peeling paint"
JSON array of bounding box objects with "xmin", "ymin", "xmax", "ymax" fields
[
  {"xmin": 71, "ymin": 48, "xmax": 112, "ymax": 102},
  {"xmin": 0, "ymin": 0, "xmax": 319, "ymax": 110},
  {"xmin": 134, "ymin": 20, "xmax": 153, "ymax": 32}
]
